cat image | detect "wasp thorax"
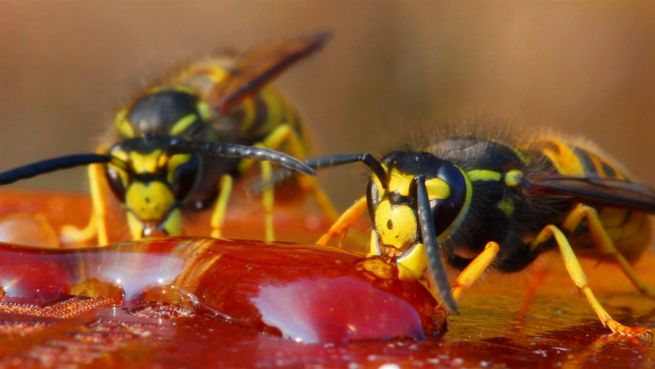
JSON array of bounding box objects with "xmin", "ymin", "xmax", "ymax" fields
[
  {"xmin": 367, "ymin": 151, "xmax": 469, "ymax": 248},
  {"xmin": 115, "ymin": 88, "xmax": 213, "ymax": 138}
]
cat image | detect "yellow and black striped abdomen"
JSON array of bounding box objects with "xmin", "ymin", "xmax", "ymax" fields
[
  {"xmin": 234, "ymin": 85, "xmax": 309, "ymax": 152},
  {"xmin": 169, "ymin": 59, "xmax": 310, "ymax": 156},
  {"xmin": 532, "ymin": 138, "xmax": 651, "ymax": 261}
]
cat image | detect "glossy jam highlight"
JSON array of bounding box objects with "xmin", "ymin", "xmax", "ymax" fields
[{"xmin": 0, "ymin": 238, "xmax": 445, "ymax": 344}]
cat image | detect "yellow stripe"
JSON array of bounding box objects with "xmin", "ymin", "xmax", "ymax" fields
[
  {"xmin": 167, "ymin": 154, "xmax": 192, "ymax": 183},
  {"xmin": 205, "ymin": 67, "xmax": 229, "ymax": 84},
  {"xmin": 497, "ymin": 197, "xmax": 514, "ymax": 216},
  {"xmin": 504, "ymin": 169, "xmax": 524, "ymax": 187},
  {"xmin": 538, "ymin": 140, "xmax": 585, "ymax": 176},
  {"xmin": 169, "ymin": 114, "xmax": 197, "ymax": 135},
  {"xmin": 196, "ymin": 101, "xmax": 214, "ymax": 121},
  {"xmin": 130, "ymin": 150, "xmax": 163, "ymax": 173},
  {"xmin": 388, "ymin": 170, "xmax": 414, "ymax": 196},
  {"xmin": 173, "ymin": 85, "xmax": 195, "ymax": 95},
  {"xmin": 114, "ymin": 108, "xmax": 135, "ymax": 138},
  {"xmin": 467, "ymin": 169, "xmax": 502, "ymax": 182},
  {"xmin": 384, "ymin": 170, "xmax": 451, "ymax": 199},
  {"xmin": 425, "ymin": 178, "xmax": 450, "ymax": 200},
  {"xmin": 111, "ymin": 148, "xmax": 129, "ymax": 163},
  {"xmin": 589, "ymin": 153, "xmax": 607, "ymax": 177}
]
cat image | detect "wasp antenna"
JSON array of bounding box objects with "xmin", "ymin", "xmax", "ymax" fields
[
  {"xmin": 0, "ymin": 154, "xmax": 115, "ymax": 185},
  {"xmin": 414, "ymin": 175, "xmax": 459, "ymax": 314},
  {"xmin": 249, "ymin": 153, "xmax": 388, "ymax": 195},
  {"xmin": 170, "ymin": 140, "xmax": 315, "ymax": 175},
  {"xmin": 304, "ymin": 153, "xmax": 387, "ymax": 185},
  {"xmin": 357, "ymin": 153, "xmax": 387, "ymax": 188}
]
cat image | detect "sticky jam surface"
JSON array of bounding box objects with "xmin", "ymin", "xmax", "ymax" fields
[
  {"xmin": 0, "ymin": 237, "xmax": 445, "ymax": 343},
  {"xmin": 0, "ymin": 189, "xmax": 653, "ymax": 368}
]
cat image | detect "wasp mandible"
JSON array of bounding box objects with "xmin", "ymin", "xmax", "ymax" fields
[
  {"xmin": 0, "ymin": 32, "xmax": 336, "ymax": 244},
  {"xmin": 275, "ymin": 130, "xmax": 655, "ymax": 341}
]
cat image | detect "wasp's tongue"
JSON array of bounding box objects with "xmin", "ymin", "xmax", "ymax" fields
[{"xmin": 142, "ymin": 223, "xmax": 169, "ymax": 238}]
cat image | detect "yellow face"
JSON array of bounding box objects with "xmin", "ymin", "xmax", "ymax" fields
[
  {"xmin": 370, "ymin": 168, "xmax": 451, "ymax": 251},
  {"xmin": 124, "ymin": 180, "xmax": 181, "ymax": 239},
  {"xmin": 106, "ymin": 148, "xmax": 197, "ymax": 239}
]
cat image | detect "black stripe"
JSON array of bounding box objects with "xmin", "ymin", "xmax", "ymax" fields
[
  {"xmin": 600, "ymin": 161, "xmax": 617, "ymax": 178},
  {"xmin": 251, "ymin": 95, "xmax": 270, "ymax": 134},
  {"xmin": 572, "ymin": 147, "xmax": 598, "ymax": 177},
  {"xmin": 618, "ymin": 209, "xmax": 635, "ymax": 228}
]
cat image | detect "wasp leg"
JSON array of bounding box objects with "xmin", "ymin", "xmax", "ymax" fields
[
  {"xmin": 451, "ymin": 241, "xmax": 500, "ymax": 301},
  {"xmin": 562, "ymin": 204, "xmax": 655, "ymax": 298},
  {"xmin": 210, "ymin": 174, "xmax": 233, "ymax": 238},
  {"xmin": 415, "ymin": 241, "xmax": 499, "ymax": 309},
  {"xmin": 316, "ymin": 196, "xmax": 367, "ymax": 246},
  {"xmin": 260, "ymin": 158, "xmax": 274, "ymax": 242},
  {"xmin": 60, "ymin": 163, "xmax": 109, "ymax": 245},
  {"xmin": 531, "ymin": 224, "xmax": 653, "ymax": 341},
  {"xmin": 239, "ymin": 124, "xmax": 339, "ymax": 221}
]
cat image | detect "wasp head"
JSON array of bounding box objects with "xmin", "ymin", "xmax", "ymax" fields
[
  {"xmin": 367, "ymin": 151, "xmax": 468, "ymax": 250},
  {"xmin": 105, "ymin": 135, "xmax": 201, "ymax": 239}
]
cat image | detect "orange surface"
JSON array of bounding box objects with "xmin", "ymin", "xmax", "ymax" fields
[{"xmin": 0, "ymin": 189, "xmax": 653, "ymax": 368}]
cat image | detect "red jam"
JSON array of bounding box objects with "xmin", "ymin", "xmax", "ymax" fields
[
  {"xmin": 0, "ymin": 189, "xmax": 652, "ymax": 369},
  {"xmin": 0, "ymin": 237, "xmax": 445, "ymax": 343}
]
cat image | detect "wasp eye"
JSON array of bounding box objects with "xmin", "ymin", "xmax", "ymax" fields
[
  {"xmin": 105, "ymin": 165, "xmax": 128, "ymax": 202},
  {"xmin": 171, "ymin": 155, "xmax": 199, "ymax": 201},
  {"xmin": 430, "ymin": 164, "xmax": 467, "ymax": 234}
]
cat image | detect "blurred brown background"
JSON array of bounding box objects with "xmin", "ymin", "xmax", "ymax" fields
[{"xmin": 1, "ymin": 1, "xmax": 654, "ymax": 208}]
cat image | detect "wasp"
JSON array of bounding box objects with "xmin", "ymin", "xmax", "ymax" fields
[
  {"xmin": 0, "ymin": 32, "xmax": 337, "ymax": 244},
  {"xmin": 280, "ymin": 128, "xmax": 654, "ymax": 340}
]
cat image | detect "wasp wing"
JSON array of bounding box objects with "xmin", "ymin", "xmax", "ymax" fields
[
  {"xmin": 211, "ymin": 32, "xmax": 331, "ymax": 113},
  {"xmin": 525, "ymin": 175, "xmax": 655, "ymax": 213}
]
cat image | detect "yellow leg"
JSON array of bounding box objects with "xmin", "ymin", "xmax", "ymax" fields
[
  {"xmin": 260, "ymin": 159, "xmax": 274, "ymax": 242},
  {"xmin": 451, "ymin": 241, "xmax": 500, "ymax": 301},
  {"xmin": 240, "ymin": 124, "xmax": 339, "ymax": 220},
  {"xmin": 531, "ymin": 224, "xmax": 652, "ymax": 341},
  {"xmin": 316, "ymin": 196, "xmax": 367, "ymax": 245},
  {"xmin": 298, "ymin": 176, "xmax": 339, "ymax": 221},
  {"xmin": 238, "ymin": 125, "xmax": 302, "ymax": 173},
  {"xmin": 60, "ymin": 163, "xmax": 109, "ymax": 245},
  {"xmin": 211, "ymin": 174, "xmax": 233, "ymax": 238},
  {"xmin": 562, "ymin": 204, "xmax": 654, "ymax": 297}
]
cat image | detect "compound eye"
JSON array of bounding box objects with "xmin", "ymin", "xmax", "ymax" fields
[
  {"xmin": 105, "ymin": 164, "xmax": 128, "ymax": 202},
  {"xmin": 431, "ymin": 200, "xmax": 456, "ymax": 235},
  {"xmin": 431, "ymin": 164, "xmax": 467, "ymax": 234},
  {"xmin": 170, "ymin": 155, "xmax": 199, "ymax": 201},
  {"xmin": 438, "ymin": 164, "xmax": 464, "ymax": 189}
]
